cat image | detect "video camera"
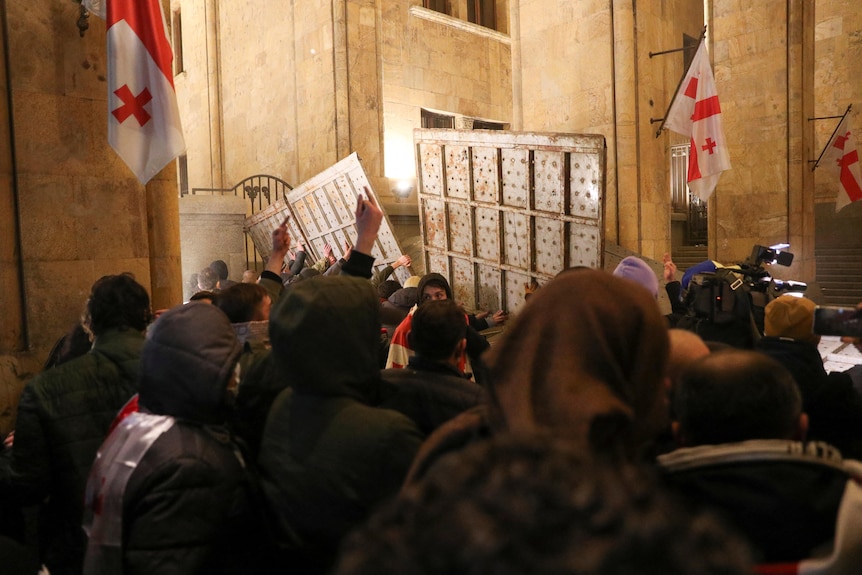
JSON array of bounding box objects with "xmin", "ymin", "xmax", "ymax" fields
[{"xmin": 738, "ymin": 243, "xmax": 807, "ymax": 298}]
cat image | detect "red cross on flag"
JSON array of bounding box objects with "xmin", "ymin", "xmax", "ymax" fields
[
  {"xmin": 821, "ymin": 112, "xmax": 862, "ymax": 212},
  {"xmin": 83, "ymin": 0, "xmax": 185, "ymax": 185},
  {"xmin": 664, "ymin": 40, "xmax": 731, "ymax": 202}
]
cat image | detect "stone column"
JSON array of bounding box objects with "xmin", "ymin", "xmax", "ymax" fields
[{"xmin": 147, "ymin": 172, "xmax": 184, "ymax": 311}]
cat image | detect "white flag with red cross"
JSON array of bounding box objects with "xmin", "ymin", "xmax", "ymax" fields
[
  {"xmin": 664, "ymin": 40, "xmax": 731, "ymax": 202},
  {"xmin": 84, "ymin": 0, "xmax": 185, "ymax": 185},
  {"xmin": 820, "ymin": 112, "xmax": 862, "ymax": 212}
]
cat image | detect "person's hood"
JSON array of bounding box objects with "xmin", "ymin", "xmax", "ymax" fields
[
  {"xmin": 387, "ymin": 286, "xmax": 419, "ymax": 309},
  {"xmin": 485, "ymin": 269, "xmax": 670, "ymax": 455},
  {"xmin": 269, "ymin": 275, "xmax": 380, "ymax": 399},
  {"xmin": 417, "ymin": 273, "xmax": 452, "ymax": 305},
  {"xmin": 139, "ymin": 302, "xmax": 242, "ymax": 424}
]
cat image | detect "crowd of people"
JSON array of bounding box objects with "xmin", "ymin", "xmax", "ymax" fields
[{"xmin": 1, "ymin": 195, "xmax": 861, "ymax": 574}]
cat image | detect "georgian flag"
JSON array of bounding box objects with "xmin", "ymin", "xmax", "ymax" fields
[
  {"xmin": 664, "ymin": 40, "xmax": 731, "ymax": 202},
  {"xmin": 821, "ymin": 112, "xmax": 862, "ymax": 212},
  {"xmin": 84, "ymin": 0, "xmax": 185, "ymax": 185}
]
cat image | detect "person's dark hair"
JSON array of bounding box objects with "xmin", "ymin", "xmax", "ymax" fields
[
  {"xmin": 673, "ymin": 349, "xmax": 803, "ymax": 445},
  {"xmin": 215, "ymin": 283, "xmax": 269, "ymax": 323},
  {"xmin": 197, "ymin": 267, "xmax": 219, "ymax": 290},
  {"xmin": 377, "ymin": 279, "xmax": 402, "ymax": 301},
  {"xmin": 189, "ymin": 290, "xmax": 218, "ymax": 303},
  {"xmin": 209, "ymin": 259, "xmax": 229, "ymax": 281},
  {"xmin": 408, "ymin": 300, "xmax": 466, "ymax": 362},
  {"xmin": 83, "ymin": 273, "xmax": 151, "ymax": 336},
  {"xmin": 335, "ymin": 433, "xmax": 753, "ymax": 575}
]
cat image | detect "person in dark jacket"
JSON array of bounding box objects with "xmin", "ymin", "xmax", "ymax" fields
[
  {"xmin": 0, "ymin": 273, "xmax": 150, "ymax": 575},
  {"xmin": 755, "ymin": 294, "xmax": 862, "ymax": 458},
  {"xmin": 659, "ymin": 349, "xmax": 862, "ymax": 569},
  {"xmin": 379, "ymin": 300, "xmax": 484, "ymax": 435},
  {"xmin": 258, "ymin": 275, "xmax": 424, "ymax": 574},
  {"xmin": 83, "ymin": 302, "xmax": 263, "ymax": 575}
]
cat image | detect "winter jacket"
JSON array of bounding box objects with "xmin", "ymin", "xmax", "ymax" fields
[
  {"xmin": 659, "ymin": 440, "xmax": 862, "ymax": 568},
  {"xmin": 379, "ymin": 356, "xmax": 484, "ymax": 435},
  {"xmin": 756, "ymin": 337, "xmax": 862, "ymax": 458},
  {"xmin": 258, "ymin": 276, "xmax": 423, "ymax": 574},
  {"xmin": 83, "ymin": 303, "xmax": 263, "ymax": 575},
  {"xmin": 0, "ymin": 328, "xmax": 142, "ymax": 575}
]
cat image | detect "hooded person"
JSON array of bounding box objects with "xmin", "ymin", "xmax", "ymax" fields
[
  {"xmin": 257, "ymin": 275, "xmax": 424, "ymax": 574},
  {"xmin": 384, "ymin": 273, "xmax": 491, "ymax": 379},
  {"xmin": 82, "ymin": 302, "xmax": 263, "ymax": 575},
  {"xmin": 403, "ymin": 269, "xmax": 671, "ymax": 486}
]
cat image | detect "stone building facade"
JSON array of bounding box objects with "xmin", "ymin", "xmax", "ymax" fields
[{"xmin": 0, "ymin": 0, "xmax": 861, "ymax": 433}]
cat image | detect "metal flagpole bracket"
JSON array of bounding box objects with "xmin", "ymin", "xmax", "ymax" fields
[
  {"xmin": 811, "ymin": 104, "xmax": 852, "ymax": 172},
  {"xmin": 653, "ymin": 26, "xmax": 708, "ymax": 138}
]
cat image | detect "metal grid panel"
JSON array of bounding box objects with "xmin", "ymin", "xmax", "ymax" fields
[
  {"xmin": 244, "ymin": 153, "xmax": 411, "ymax": 283},
  {"xmin": 415, "ymin": 129, "xmax": 605, "ymax": 317}
]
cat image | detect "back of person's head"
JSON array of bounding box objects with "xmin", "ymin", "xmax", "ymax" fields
[
  {"xmin": 209, "ymin": 259, "xmax": 229, "ymax": 281},
  {"xmin": 197, "ymin": 266, "xmax": 219, "ymax": 290},
  {"xmin": 270, "ymin": 276, "xmax": 380, "ymax": 396},
  {"xmin": 673, "ymin": 349, "xmax": 804, "ymax": 446},
  {"xmin": 377, "ymin": 279, "xmax": 402, "ymax": 301},
  {"xmin": 612, "ymin": 256, "xmax": 659, "ymax": 298},
  {"xmin": 417, "ymin": 273, "xmax": 453, "ymax": 305},
  {"xmin": 666, "ymin": 329, "xmax": 710, "ymax": 385},
  {"xmin": 764, "ymin": 295, "xmax": 817, "ymax": 343},
  {"xmin": 189, "ymin": 290, "xmax": 218, "ymax": 304},
  {"xmin": 408, "ymin": 300, "xmax": 466, "ymax": 362},
  {"xmin": 84, "ymin": 273, "xmax": 151, "ymax": 337},
  {"xmin": 334, "ymin": 433, "xmax": 753, "ymax": 575},
  {"xmin": 139, "ymin": 302, "xmax": 242, "ymax": 424},
  {"xmin": 242, "ymin": 269, "xmax": 259, "ymax": 284},
  {"xmin": 216, "ymin": 282, "xmax": 270, "ymax": 323},
  {"xmin": 485, "ymin": 269, "xmax": 670, "ymax": 458}
]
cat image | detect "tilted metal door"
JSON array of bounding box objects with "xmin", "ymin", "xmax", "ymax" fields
[
  {"xmin": 415, "ymin": 129, "xmax": 606, "ymax": 316},
  {"xmin": 244, "ymin": 153, "xmax": 411, "ymax": 283}
]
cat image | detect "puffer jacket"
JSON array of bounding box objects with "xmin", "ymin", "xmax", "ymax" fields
[
  {"xmin": 0, "ymin": 327, "xmax": 142, "ymax": 575},
  {"xmin": 258, "ymin": 276, "xmax": 424, "ymax": 574},
  {"xmin": 83, "ymin": 303, "xmax": 263, "ymax": 575}
]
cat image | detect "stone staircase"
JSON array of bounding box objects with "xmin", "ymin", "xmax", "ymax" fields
[
  {"xmin": 816, "ymin": 246, "xmax": 862, "ymax": 308},
  {"xmin": 671, "ymin": 245, "xmax": 709, "ymax": 273}
]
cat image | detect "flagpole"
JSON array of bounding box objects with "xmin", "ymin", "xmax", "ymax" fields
[
  {"xmin": 654, "ymin": 26, "xmax": 707, "ymax": 138},
  {"xmin": 811, "ymin": 104, "xmax": 852, "ymax": 172}
]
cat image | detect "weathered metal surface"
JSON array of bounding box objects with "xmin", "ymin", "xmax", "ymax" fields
[
  {"xmin": 415, "ymin": 129, "xmax": 605, "ymax": 316},
  {"xmin": 244, "ymin": 153, "xmax": 411, "ymax": 283}
]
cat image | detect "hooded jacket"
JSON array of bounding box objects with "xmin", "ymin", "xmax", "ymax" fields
[
  {"xmin": 384, "ymin": 273, "xmax": 489, "ymax": 375},
  {"xmin": 258, "ymin": 276, "xmax": 423, "ymax": 573},
  {"xmin": 84, "ymin": 303, "xmax": 257, "ymax": 575}
]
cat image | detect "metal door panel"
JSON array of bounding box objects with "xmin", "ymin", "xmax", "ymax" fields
[
  {"xmin": 244, "ymin": 152, "xmax": 411, "ymax": 283},
  {"xmin": 415, "ymin": 129, "xmax": 605, "ymax": 317}
]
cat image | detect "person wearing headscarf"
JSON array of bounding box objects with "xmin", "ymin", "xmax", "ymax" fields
[{"xmin": 403, "ymin": 268, "xmax": 671, "ymax": 485}]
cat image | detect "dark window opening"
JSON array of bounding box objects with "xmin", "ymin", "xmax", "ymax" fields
[
  {"xmin": 472, "ymin": 120, "xmax": 506, "ymax": 130},
  {"xmin": 467, "ymin": 0, "xmax": 495, "ymax": 29},
  {"xmin": 178, "ymin": 154, "xmax": 189, "ymax": 196},
  {"xmin": 172, "ymin": 9, "xmax": 184, "ymax": 75},
  {"xmin": 423, "ymin": 0, "xmax": 449, "ymax": 15},
  {"xmin": 422, "ymin": 109, "xmax": 455, "ymax": 129}
]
